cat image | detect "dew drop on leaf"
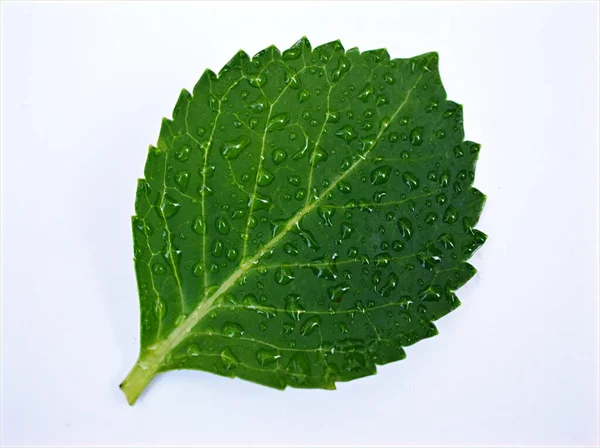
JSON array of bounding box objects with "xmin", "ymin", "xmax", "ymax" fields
[
  {"xmin": 370, "ymin": 165, "xmax": 392, "ymax": 185},
  {"xmin": 272, "ymin": 148, "xmax": 287, "ymax": 164},
  {"xmin": 222, "ymin": 322, "xmax": 244, "ymax": 338},
  {"xmin": 256, "ymin": 348, "xmax": 280, "ymax": 367},
  {"xmin": 397, "ymin": 218, "xmax": 413, "ymax": 240},
  {"xmin": 409, "ymin": 126, "xmax": 424, "ymax": 146},
  {"xmin": 402, "ymin": 172, "xmax": 420, "ymax": 191},
  {"xmin": 220, "ymin": 135, "xmax": 250, "ymax": 160},
  {"xmin": 300, "ymin": 315, "xmax": 321, "ymax": 336}
]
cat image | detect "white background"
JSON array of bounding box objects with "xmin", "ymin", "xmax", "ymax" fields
[{"xmin": 1, "ymin": 1, "xmax": 599, "ymax": 447}]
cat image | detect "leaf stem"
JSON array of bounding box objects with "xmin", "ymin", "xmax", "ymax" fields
[{"xmin": 119, "ymin": 355, "xmax": 161, "ymax": 405}]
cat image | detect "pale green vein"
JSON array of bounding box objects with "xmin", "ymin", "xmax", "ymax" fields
[
  {"xmin": 252, "ymin": 251, "xmax": 421, "ymax": 270},
  {"xmin": 240, "ymin": 63, "xmax": 311, "ymax": 261},
  {"xmin": 304, "ymin": 68, "xmax": 333, "ymax": 205},
  {"xmin": 156, "ymin": 123, "xmax": 185, "ymax": 315}
]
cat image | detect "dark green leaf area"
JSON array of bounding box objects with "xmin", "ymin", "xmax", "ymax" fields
[{"xmin": 131, "ymin": 38, "xmax": 486, "ymax": 391}]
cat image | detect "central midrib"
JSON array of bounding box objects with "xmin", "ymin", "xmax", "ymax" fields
[{"xmin": 141, "ymin": 71, "xmax": 425, "ymax": 375}]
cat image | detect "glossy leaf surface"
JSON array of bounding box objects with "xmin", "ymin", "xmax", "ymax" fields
[{"xmin": 120, "ymin": 38, "xmax": 486, "ymax": 404}]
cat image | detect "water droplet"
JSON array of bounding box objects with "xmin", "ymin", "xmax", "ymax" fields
[
  {"xmin": 285, "ymin": 294, "xmax": 305, "ymax": 321},
  {"xmin": 186, "ymin": 343, "xmax": 201, "ymax": 357},
  {"xmin": 251, "ymin": 193, "xmax": 272, "ymax": 211},
  {"xmin": 328, "ymin": 283, "xmax": 350, "ymax": 302},
  {"xmin": 275, "ymin": 266, "xmax": 295, "ymax": 285},
  {"xmin": 373, "ymin": 252, "xmax": 391, "ymax": 268},
  {"xmin": 439, "ymin": 170, "xmax": 450, "ymax": 187},
  {"xmin": 358, "ymin": 82, "xmax": 374, "ymax": 102},
  {"xmin": 300, "ymin": 315, "xmax": 321, "ymax": 336},
  {"xmin": 390, "ymin": 240, "xmax": 404, "ymax": 252},
  {"xmin": 211, "ymin": 239, "xmax": 224, "ymax": 257},
  {"xmin": 438, "ymin": 233, "xmax": 455, "ymax": 248},
  {"xmin": 359, "ymin": 134, "xmax": 376, "ymax": 152},
  {"xmin": 203, "ymin": 164, "xmax": 216, "ymax": 179},
  {"xmin": 222, "ymin": 322, "xmax": 244, "ymax": 338},
  {"xmin": 443, "ymin": 205, "xmax": 458, "ymax": 224},
  {"xmin": 331, "ymin": 55, "xmax": 351, "ymax": 82},
  {"xmin": 309, "ymin": 255, "xmax": 339, "ymax": 280},
  {"xmin": 284, "ymin": 71, "xmax": 301, "ymax": 89},
  {"xmin": 298, "ymin": 89, "xmax": 310, "ymax": 102},
  {"xmin": 340, "ymin": 222, "xmax": 355, "ymax": 240},
  {"xmin": 380, "ymin": 273, "xmax": 398, "ymax": 297},
  {"xmin": 436, "ymin": 193, "xmax": 447, "ymax": 206},
  {"xmin": 221, "ymin": 135, "xmax": 250, "ymax": 160},
  {"xmin": 192, "ymin": 216, "xmax": 206, "ymax": 235},
  {"xmin": 383, "ymin": 72, "xmax": 395, "ymax": 85},
  {"xmin": 376, "ymin": 94, "xmax": 389, "ymax": 107},
  {"xmin": 409, "ymin": 127, "xmax": 424, "ymax": 146},
  {"xmin": 287, "ymin": 175, "xmax": 301, "ymax": 186},
  {"xmin": 397, "ymin": 218, "xmax": 413, "ymax": 240},
  {"xmin": 257, "ymin": 348, "xmax": 280, "ymax": 366},
  {"xmin": 226, "ymin": 247, "xmax": 239, "ymax": 261},
  {"xmin": 310, "ymin": 146, "xmax": 328, "ymax": 167},
  {"xmin": 326, "ymin": 111, "xmax": 340, "ymax": 123},
  {"xmin": 216, "ymin": 216, "xmax": 230, "ymax": 235},
  {"xmin": 220, "ymin": 347, "xmax": 239, "ymax": 370},
  {"xmin": 162, "ymin": 195, "xmax": 180, "ymax": 218},
  {"xmin": 463, "ymin": 217, "xmax": 475, "ymax": 234},
  {"xmin": 283, "ymin": 242, "xmax": 299, "ymax": 256},
  {"xmin": 208, "ymin": 94, "xmax": 219, "ymax": 112},
  {"xmin": 286, "ymin": 353, "xmax": 310, "ymax": 384},
  {"xmin": 337, "ymin": 181, "xmax": 352, "ymax": 194},
  {"xmin": 192, "ymin": 262, "xmax": 203, "ymax": 277},
  {"xmin": 154, "ymin": 300, "xmax": 166, "ymax": 320},
  {"xmin": 152, "ymin": 262, "xmax": 166, "ymax": 275},
  {"xmin": 175, "ymin": 170, "xmax": 190, "ymax": 191},
  {"xmin": 175, "ymin": 145, "xmax": 191, "ymax": 161},
  {"xmin": 272, "ymin": 148, "xmax": 287, "ymax": 165},
  {"xmin": 336, "ymin": 125, "xmax": 358, "ymax": 143},
  {"xmin": 267, "ymin": 113, "xmax": 289, "ymax": 131},
  {"xmin": 402, "ymin": 172, "xmax": 420, "ymax": 190},
  {"xmin": 257, "ymin": 168, "xmax": 274, "ymax": 186},
  {"xmin": 425, "ymin": 212, "xmax": 438, "ymax": 224},
  {"xmin": 317, "ymin": 206, "xmax": 335, "ymax": 227},
  {"xmin": 370, "ymin": 165, "xmax": 392, "ymax": 185},
  {"xmin": 292, "ymin": 221, "xmax": 321, "ymax": 250},
  {"xmin": 248, "ymin": 73, "xmax": 266, "ymax": 88},
  {"xmin": 418, "ymin": 285, "xmax": 442, "ymax": 302},
  {"xmin": 417, "ymin": 244, "xmax": 443, "ymax": 270}
]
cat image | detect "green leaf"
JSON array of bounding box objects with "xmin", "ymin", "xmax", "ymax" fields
[{"xmin": 120, "ymin": 37, "xmax": 487, "ymax": 405}]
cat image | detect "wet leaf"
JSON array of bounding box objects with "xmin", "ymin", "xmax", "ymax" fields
[{"xmin": 120, "ymin": 37, "xmax": 486, "ymax": 404}]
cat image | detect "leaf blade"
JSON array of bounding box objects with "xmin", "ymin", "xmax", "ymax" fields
[{"xmin": 121, "ymin": 38, "xmax": 486, "ymax": 404}]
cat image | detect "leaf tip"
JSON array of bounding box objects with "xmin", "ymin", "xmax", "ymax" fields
[
  {"xmin": 346, "ymin": 47, "xmax": 360, "ymax": 57},
  {"xmin": 236, "ymin": 49, "xmax": 250, "ymax": 61},
  {"xmin": 172, "ymin": 88, "xmax": 192, "ymax": 117},
  {"xmin": 202, "ymin": 68, "xmax": 218, "ymax": 81},
  {"xmin": 298, "ymin": 35, "xmax": 311, "ymax": 47}
]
